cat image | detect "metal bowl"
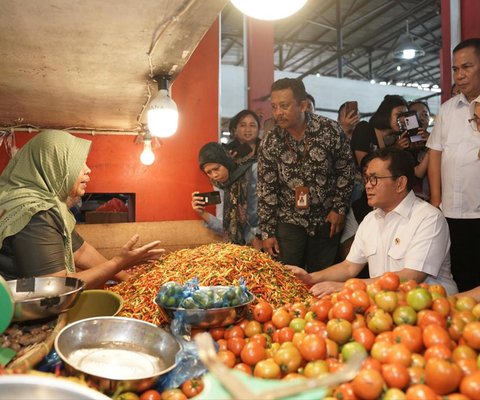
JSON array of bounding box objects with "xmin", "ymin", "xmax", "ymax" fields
[
  {"xmin": 0, "ymin": 374, "xmax": 110, "ymax": 400},
  {"xmin": 156, "ymin": 286, "xmax": 255, "ymax": 329},
  {"xmin": 54, "ymin": 316, "xmax": 180, "ymax": 393},
  {"xmin": 7, "ymin": 277, "xmax": 85, "ymax": 321}
]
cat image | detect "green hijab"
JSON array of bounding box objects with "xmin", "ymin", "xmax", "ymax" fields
[{"xmin": 0, "ymin": 130, "xmax": 92, "ymax": 273}]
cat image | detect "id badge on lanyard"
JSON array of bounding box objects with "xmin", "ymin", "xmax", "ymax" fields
[{"xmin": 295, "ymin": 186, "xmax": 309, "ymax": 209}]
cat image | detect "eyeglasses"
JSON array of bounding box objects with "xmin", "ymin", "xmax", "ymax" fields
[
  {"xmin": 363, "ymin": 175, "xmax": 398, "ymax": 186},
  {"xmin": 468, "ymin": 114, "xmax": 480, "ymax": 132}
]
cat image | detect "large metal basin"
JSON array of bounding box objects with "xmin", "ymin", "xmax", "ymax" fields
[
  {"xmin": 54, "ymin": 316, "xmax": 180, "ymax": 393},
  {"xmin": 7, "ymin": 277, "xmax": 85, "ymax": 321}
]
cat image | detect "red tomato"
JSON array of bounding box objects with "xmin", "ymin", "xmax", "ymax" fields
[
  {"xmin": 298, "ymin": 333, "xmax": 326, "ymax": 361},
  {"xmin": 462, "ymin": 321, "xmax": 480, "ymax": 350},
  {"xmin": 253, "ymin": 301, "xmax": 273, "ymax": 323},
  {"xmin": 309, "ymin": 299, "xmax": 332, "ymax": 322},
  {"xmin": 249, "ymin": 333, "xmax": 268, "ymax": 348},
  {"xmin": 233, "ymin": 362, "xmax": 252, "ymax": 375},
  {"xmin": 393, "ymin": 325, "xmax": 423, "ymax": 353},
  {"xmin": 139, "ymin": 389, "xmax": 161, "ymax": 400},
  {"xmin": 381, "ymin": 363, "xmax": 410, "ymax": 390},
  {"xmin": 224, "ymin": 325, "xmax": 245, "ymax": 339},
  {"xmin": 352, "ymin": 327, "xmax": 375, "ymax": 351},
  {"xmin": 226, "ymin": 337, "xmax": 246, "ymax": 356},
  {"xmin": 217, "ymin": 350, "xmax": 236, "ymax": 368},
  {"xmin": 271, "ymin": 309, "xmax": 291, "ymax": 328},
  {"xmin": 240, "ymin": 340, "xmax": 266, "ymax": 366},
  {"xmin": 277, "ymin": 327, "xmax": 295, "ymax": 343},
  {"xmin": 423, "ymin": 324, "xmax": 451, "ymax": 349},
  {"xmin": 386, "ymin": 343, "xmax": 412, "ymax": 367},
  {"xmin": 460, "ymin": 370, "xmax": 480, "ymax": 399},
  {"xmin": 331, "ymin": 300, "xmax": 355, "ymax": 321},
  {"xmin": 377, "ymin": 272, "xmax": 400, "ymax": 291},
  {"xmin": 289, "ymin": 302, "xmax": 307, "ymax": 319},
  {"xmin": 180, "ymin": 378, "xmax": 204, "ymax": 398},
  {"xmin": 425, "ymin": 357, "xmax": 462, "ymax": 395},
  {"xmin": 304, "ymin": 319, "xmax": 325, "ymax": 335},
  {"xmin": 423, "ymin": 344, "xmax": 452, "ymax": 362},
  {"xmin": 262, "ymin": 321, "xmax": 277, "ymax": 335},
  {"xmin": 208, "ymin": 327, "xmax": 225, "ymax": 341},
  {"xmin": 406, "ymin": 384, "xmax": 438, "ymax": 400},
  {"xmin": 416, "ymin": 309, "xmax": 446, "ymax": 328},
  {"xmin": 352, "ymin": 368, "xmax": 385, "ymax": 400},
  {"xmin": 350, "ymin": 290, "xmax": 371, "ymax": 313},
  {"xmin": 344, "ymin": 278, "xmax": 367, "ymax": 292},
  {"xmin": 333, "ymin": 382, "xmax": 358, "ymax": 400}
]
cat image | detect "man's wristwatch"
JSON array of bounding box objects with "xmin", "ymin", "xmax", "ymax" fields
[{"xmin": 261, "ymin": 232, "xmax": 270, "ymax": 241}]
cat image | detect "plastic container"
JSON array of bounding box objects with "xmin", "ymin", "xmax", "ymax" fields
[
  {"xmin": 0, "ymin": 276, "xmax": 14, "ymax": 335},
  {"xmin": 65, "ymin": 290, "xmax": 123, "ymax": 324}
]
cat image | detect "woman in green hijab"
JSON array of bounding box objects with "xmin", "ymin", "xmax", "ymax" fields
[{"xmin": 0, "ymin": 130, "xmax": 164, "ymax": 288}]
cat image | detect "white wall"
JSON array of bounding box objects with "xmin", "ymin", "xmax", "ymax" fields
[{"xmin": 221, "ymin": 65, "xmax": 440, "ymax": 122}]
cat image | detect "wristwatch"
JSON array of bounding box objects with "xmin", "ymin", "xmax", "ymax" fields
[{"xmin": 261, "ymin": 232, "xmax": 270, "ymax": 241}]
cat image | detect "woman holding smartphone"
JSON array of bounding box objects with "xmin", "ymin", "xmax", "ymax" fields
[{"xmin": 191, "ymin": 142, "xmax": 262, "ymax": 250}]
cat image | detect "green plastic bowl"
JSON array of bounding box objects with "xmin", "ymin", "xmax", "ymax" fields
[{"xmin": 66, "ymin": 290, "xmax": 123, "ymax": 324}]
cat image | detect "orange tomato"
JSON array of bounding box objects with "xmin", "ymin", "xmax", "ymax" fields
[
  {"xmin": 240, "ymin": 340, "xmax": 266, "ymax": 366},
  {"xmin": 351, "ymin": 368, "xmax": 385, "ymax": 400},
  {"xmin": 298, "ymin": 333, "xmax": 326, "ymax": 361},
  {"xmin": 381, "ymin": 363, "xmax": 410, "ymax": 390},
  {"xmin": 352, "ymin": 327, "xmax": 376, "ymax": 351},
  {"xmin": 425, "ymin": 357, "xmax": 462, "ymax": 395},
  {"xmin": 462, "ymin": 321, "xmax": 480, "ymax": 350},
  {"xmin": 460, "ymin": 370, "xmax": 480, "ymax": 399},
  {"xmin": 271, "ymin": 309, "xmax": 291, "ymax": 329},
  {"xmin": 406, "ymin": 383, "xmax": 438, "ymax": 400}
]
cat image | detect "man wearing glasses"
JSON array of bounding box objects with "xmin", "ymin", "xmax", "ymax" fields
[
  {"xmin": 288, "ymin": 147, "xmax": 458, "ymax": 297},
  {"xmin": 427, "ymin": 38, "xmax": 480, "ymax": 292}
]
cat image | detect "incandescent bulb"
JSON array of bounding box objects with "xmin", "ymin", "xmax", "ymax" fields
[{"xmin": 140, "ymin": 140, "xmax": 155, "ymax": 165}]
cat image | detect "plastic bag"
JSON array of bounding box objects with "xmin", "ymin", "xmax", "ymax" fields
[{"xmin": 95, "ymin": 197, "xmax": 128, "ymax": 212}]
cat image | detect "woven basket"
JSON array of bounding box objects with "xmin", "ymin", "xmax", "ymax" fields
[{"xmin": 8, "ymin": 313, "xmax": 67, "ymax": 372}]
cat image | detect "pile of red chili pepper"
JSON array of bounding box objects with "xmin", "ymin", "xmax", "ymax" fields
[{"xmin": 109, "ymin": 243, "xmax": 312, "ymax": 325}]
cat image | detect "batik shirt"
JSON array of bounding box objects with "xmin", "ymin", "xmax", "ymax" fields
[{"xmin": 257, "ymin": 112, "xmax": 355, "ymax": 237}]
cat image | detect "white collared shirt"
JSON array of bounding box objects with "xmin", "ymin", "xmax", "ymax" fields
[
  {"xmin": 427, "ymin": 94, "xmax": 480, "ymax": 218},
  {"xmin": 347, "ymin": 191, "xmax": 458, "ymax": 294}
]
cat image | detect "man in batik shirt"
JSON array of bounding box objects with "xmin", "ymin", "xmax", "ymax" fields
[{"xmin": 258, "ymin": 78, "xmax": 355, "ymax": 273}]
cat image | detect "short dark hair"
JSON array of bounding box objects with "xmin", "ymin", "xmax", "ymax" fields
[
  {"xmin": 367, "ymin": 147, "xmax": 415, "ymax": 191},
  {"xmin": 370, "ymin": 95, "xmax": 408, "ymax": 130},
  {"xmin": 408, "ymin": 100, "xmax": 431, "ymax": 114},
  {"xmin": 306, "ymin": 93, "xmax": 316, "ymax": 107},
  {"xmin": 271, "ymin": 78, "xmax": 307, "ymax": 103},
  {"xmin": 228, "ymin": 109, "xmax": 260, "ymax": 135},
  {"xmin": 453, "ymin": 38, "xmax": 480, "ymax": 58}
]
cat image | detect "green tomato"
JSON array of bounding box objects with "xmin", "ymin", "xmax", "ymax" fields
[
  {"xmin": 406, "ymin": 287, "xmax": 432, "ymax": 311},
  {"xmin": 289, "ymin": 318, "xmax": 306, "ymax": 333},
  {"xmin": 341, "ymin": 341, "xmax": 367, "ymax": 362},
  {"xmin": 114, "ymin": 392, "xmax": 139, "ymax": 400},
  {"xmin": 392, "ymin": 305, "xmax": 418, "ymax": 325}
]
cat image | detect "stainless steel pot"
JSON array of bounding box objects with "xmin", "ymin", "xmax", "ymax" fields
[{"xmin": 54, "ymin": 316, "xmax": 180, "ymax": 393}]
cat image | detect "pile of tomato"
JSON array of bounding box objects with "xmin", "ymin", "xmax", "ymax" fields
[{"xmin": 131, "ymin": 272, "xmax": 480, "ymax": 400}]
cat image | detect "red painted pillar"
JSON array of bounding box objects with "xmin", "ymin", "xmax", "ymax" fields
[
  {"xmin": 460, "ymin": 0, "xmax": 480, "ymax": 39},
  {"xmin": 245, "ymin": 18, "xmax": 274, "ymax": 127}
]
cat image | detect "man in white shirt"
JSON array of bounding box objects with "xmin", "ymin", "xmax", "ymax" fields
[
  {"xmin": 427, "ymin": 38, "xmax": 480, "ymax": 292},
  {"xmin": 288, "ymin": 147, "xmax": 458, "ymax": 297}
]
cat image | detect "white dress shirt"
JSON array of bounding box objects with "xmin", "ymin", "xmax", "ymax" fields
[
  {"xmin": 347, "ymin": 191, "xmax": 458, "ymax": 295},
  {"xmin": 427, "ymin": 94, "xmax": 480, "ymax": 218}
]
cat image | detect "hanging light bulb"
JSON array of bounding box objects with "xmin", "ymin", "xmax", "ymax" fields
[
  {"xmin": 140, "ymin": 132, "xmax": 155, "ymax": 165},
  {"xmin": 392, "ymin": 20, "xmax": 425, "ymax": 60},
  {"xmin": 147, "ymin": 75, "xmax": 178, "ymax": 138},
  {"xmin": 230, "ymin": 0, "xmax": 308, "ymax": 21}
]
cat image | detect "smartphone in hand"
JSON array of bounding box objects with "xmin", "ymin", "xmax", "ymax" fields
[
  {"xmin": 224, "ymin": 141, "xmax": 252, "ymax": 158},
  {"xmin": 196, "ymin": 191, "xmax": 221, "ymax": 205},
  {"xmin": 345, "ymin": 101, "xmax": 358, "ymax": 116}
]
